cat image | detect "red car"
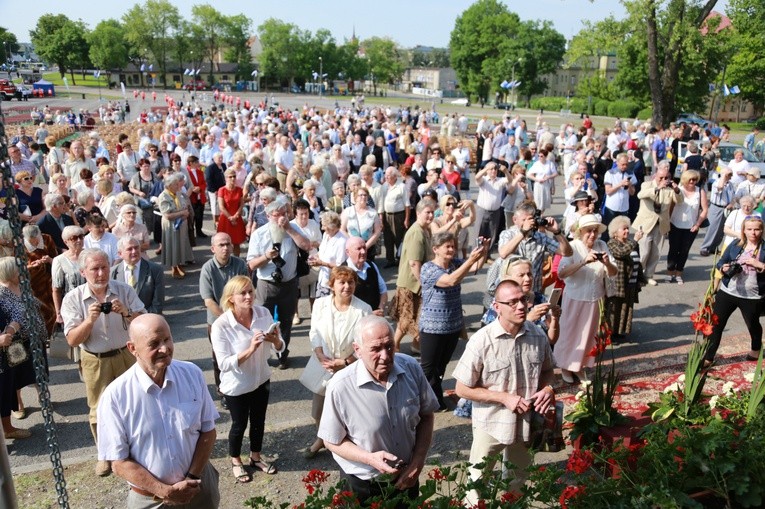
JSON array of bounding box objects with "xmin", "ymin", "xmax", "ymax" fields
[{"xmin": 183, "ymin": 80, "xmax": 208, "ymax": 91}]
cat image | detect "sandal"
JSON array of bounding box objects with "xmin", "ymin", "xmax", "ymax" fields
[
  {"xmin": 232, "ymin": 464, "xmax": 251, "ymax": 483},
  {"xmin": 249, "ymin": 458, "xmax": 278, "ymax": 475}
]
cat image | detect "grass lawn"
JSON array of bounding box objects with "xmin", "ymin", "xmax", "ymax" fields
[{"xmin": 42, "ymin": 72, "xmax": 110, "ymax": 89}]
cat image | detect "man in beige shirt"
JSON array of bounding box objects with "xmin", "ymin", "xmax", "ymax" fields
[
  {"xmin": 453, "ymin": 279, "xmax": 554, "ymax": 503},
  {"xmin": 631, "ymin": 160, "xmax": 683, "ymax": 285},
  {"xmin": 62, "ymin": 248, "xmax": 146, "ymax": 477}
]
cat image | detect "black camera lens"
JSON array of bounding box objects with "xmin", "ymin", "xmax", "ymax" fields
[
  {"xmin": 271, "ymin": 268, "xmax": 283, "ymax": 283},
  {"xmin": 724, "ymin": 263, "xmax": 743, "ymax": 278},
  {"xmin": 100, "ymin": 302, "xmax": 112, "ymax": 314}
]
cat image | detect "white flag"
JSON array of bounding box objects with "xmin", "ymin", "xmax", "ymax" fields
[
  {"xmin": 184, "ymin": 69, "xmax": 190, "ymax": 76},
  {"xmin": 140, "ymin": 63, "xmax": 146, "ymax": 72},
  {"xmin": 195, "ymin": 69, "xmax": 201, "ymax": 75}
]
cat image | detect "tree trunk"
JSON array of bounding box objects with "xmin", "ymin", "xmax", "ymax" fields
[
  {"xmin": 646, "ymin": 0, "xmax": 664, "ymax": 127},
  {"xmin": 69, "ymin": 69, "xmax": 77, "ymax": 86}
]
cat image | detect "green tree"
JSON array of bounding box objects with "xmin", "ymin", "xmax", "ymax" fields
[
  {"xmin": 450, "ymin": 0, "xmax": 563, "ymax": 105},
  {"xmin": 88, "ymin": 19, "xmax": 129, "ymax": 85},
  {"xmin": 337, "ymin": 39, "xmax": 368, "ymax": 83},
  {"xmin": 191, "ymin": 4, "xmax": 228, "ymax": 85},
  {"xmin": 30, "ymin": 14, "xmax": 90, "ymax": 84},
  {"xmin": 257, "ymin": 18, "xmax": 302, "ymax": 88},
  {"xmin": 725, "ymin": 0, "xmax": 765, "ymax": 113},
  {"xmin": 0, "ymin": 27, "xmax": 19, "ymax": 61},
  {"xmin": 172, "ymin": 20, "xmax": 193, "ymax": 88},
  {"xmin": 450, "ymin": 0, "xmax": 521, "ymax": 103},
  {"xmin": 361, "ymin": 36, "xmax": 404, "ymax": 95},
  {"xmin": 223, "ymin": 14, "xmax": 253, "ymax": 81},
  {"xmin": 122, "ymin": 0, "xmax": 180, "ymax": 88},
  {"xmin": 410, "ymin": 47, "xmax": 450, "ymax": 68}
]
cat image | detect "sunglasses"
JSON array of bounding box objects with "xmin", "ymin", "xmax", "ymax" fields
[
  {"xmin": 67, "ymin": 235, "xmax": 84, "ymax": 241},
  {"xmin": 445, "ymin": 202, "xmax": 456, "ymax": 207}
]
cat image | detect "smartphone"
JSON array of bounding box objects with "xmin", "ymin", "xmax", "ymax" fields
[
  {"xmin": 548, "ymin": 288, "xmax": 562, "ymax": 307},
  {"xmin": 475, "ymin": 237, "xmax": 483, "ymax": 248},
  {"xmin": 266, "ymin": 322, "xmax": 280, "ymax": 335},
  {"xmin": 384, "ymin": 458, "xmax": 407, "ymax": 470}
]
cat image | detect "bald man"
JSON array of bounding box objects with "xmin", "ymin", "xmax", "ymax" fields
[
  {"xmin": 97, "ymin": 314, "xmax": 220, "ymax": 508},
  {"xmin": 343, "ymin": 236, "xmax": 387, "ymax": 315}
]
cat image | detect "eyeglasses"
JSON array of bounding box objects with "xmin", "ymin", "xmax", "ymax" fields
[
  {"xmin": 124, "ymin": 212, "xmax": 137, "ymax": 215},
  {"xmin": 496, "ymin": 295, "xmax": 530, "ymax": 307},
  {"xmin": 21, "ymin": 177, "xmax": 33, "ymax": 181},
  {"xmin": 689, "ymin": 178, "xmax": 698, "ymax": 182},
  {"xmin": 67, "ymin": 235, "xmax": 84, "ymax": 241},
  {"xmin": 445, "ymin": 202, "xmax": 456, "ymax": 207},
  {"xmin": 658, "ymin": 176, "xmax": 672, "ymax": 180}
]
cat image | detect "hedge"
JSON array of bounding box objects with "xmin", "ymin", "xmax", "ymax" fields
[{"xmin": 607, "ymin": 100, "xmax": 641, "ymax": 119}]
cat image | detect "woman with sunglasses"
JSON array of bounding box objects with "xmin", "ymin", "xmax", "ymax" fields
[
  {"xmin": 14, "ymin": 171, "xmax": 46, "ymax": 225},
  {"xmin": 432, "ymin": 195, "xmax": 476, "ymax": 259},
  {"xmin": 666, "ymin": 170, "xmax": 708, "ymax": 284},
  {"xmin": 704, "ymin": 215, "xmax": 765, "ymax": 365}
]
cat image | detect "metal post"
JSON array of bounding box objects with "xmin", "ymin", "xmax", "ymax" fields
[{"xmin": 319, "ymin": 57, "xmax": 323, "ymax": 97}]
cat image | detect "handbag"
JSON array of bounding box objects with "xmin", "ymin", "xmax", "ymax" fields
[
  {"xmin": 4, "ymin": 340, "xmax": 29, "ymax": 367},
  {"xmin": 299, "ymin": 353, "xmax": 333, "ymax": 396},
  {"xmin": 48, "ymin": 324, "xmax": 72, "ymax": 361},
  {"xmin": 296, "ymin": 248, "xmax": 310, "ymax": 277}
]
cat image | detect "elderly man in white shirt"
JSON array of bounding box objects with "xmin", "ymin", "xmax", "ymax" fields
[
  {"xmin": 97, "ymin": 314, "xmax": 220, "ymax": 508},
  {"xmin": 378, "ymin": 167, "xmax": 411, "ymax": 268},
  {"xmin": 474, "ymin": 162, "xmax": 515, "ymax": 253}
]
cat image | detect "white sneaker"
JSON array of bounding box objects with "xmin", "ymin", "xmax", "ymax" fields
[
  {"xmin": 646, "ymin": 278, "xmax": 658, "ymax": 286},
  {"xmin": 292, "ymin": 315, "xmax": 301, "ymax": 325}
]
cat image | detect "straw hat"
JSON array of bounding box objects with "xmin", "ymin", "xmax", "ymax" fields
[{"xmin": 575, "ymin": 214, "xmax": 606, "ymax": 235}]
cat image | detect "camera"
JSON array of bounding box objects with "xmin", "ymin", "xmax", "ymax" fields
[
  {"xmin": 384, "ymin": 458, "xmax": 407, "ymax": 470},
  {"xmin": 532, "ymin": 209, "xmax": 551, "ymax": 230},
  {"xmin": 593, "ymin": 252, "xmax": 606, "ymax": 261},
  {"xmin": 723, "ymin": 262, "xmax": 743, "ymax": 278},
  {"xmin": 100, "ymin": 302, "xmax": 113, "ymax": 314},
  {"xmin": 269, "ymin": 242, "xmax": 286, "ymax": 282}
]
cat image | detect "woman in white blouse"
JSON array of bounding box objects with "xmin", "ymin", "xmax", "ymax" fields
[
  {"xmin": 340, "ymin": 186, "xmax": 382, "ymax": 261},
  {"xmin": 309, "ymin": 211, "xmax": 348, "ymax": 297},
  {"xmin": 211, "ymin": 276, "xmax": 284, "ymax": 482},
  {"xmin": 555, "ymin": 215, "xmax": 617, "ymax": 384},
  {"xmin": 299, "ymin": 266, "xmax": 372, "ymax": 457}
]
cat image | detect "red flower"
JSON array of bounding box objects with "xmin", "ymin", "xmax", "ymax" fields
[
  {"xmin": 501, "ymin": 490, "xmax": 521, "ymax": 503},
  {"xmin": 331, "ymin": 490, "xmax": 358, "ymax": 507},
  {"xmin": 701, "ymin": 323, "xmax": 714, "ymax": 336},
  {"xmin": 302, "ymin": 469, "xmax": 329, "ymax": 495},
  {"xmin": 428, "ymin": 467, "xmax": 446, "ymax": 481},
  {"xmin": 566, "ymin": 449, "xmax": 595, "ymax": 474},
  {"xmin": 559, "ymin": 485, "xmax": 586, "ymax": 509},
  {"xmin": 471, "ymin": 500, "xmax": 487, "ymax": 509}
]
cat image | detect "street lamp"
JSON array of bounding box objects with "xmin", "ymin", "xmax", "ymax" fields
[
  {"xmin": 511, "ymin": 57, "xmax": 523, "ymax": 107},
  {"xmin": 319, "ymin": 56, "xmax": 323, "ymax": 97}
]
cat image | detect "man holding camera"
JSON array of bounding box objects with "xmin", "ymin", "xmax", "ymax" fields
[
  {"xmin": 62, "ymin": 248, "xmax": 146, "ymax": 477},
  {"xmin": 632, "ymin": 161, "xmax": 683, "ymax": 285},
  {"xmin": 602, "ymin": 153, "xmax": 637, "ymax": 237},
  {"xmin": 246, "ymin": 196, "xmax": 311, "ymax": 369},
  {"xmin": 498, "ymin": 202, "xmax": 572, "ymax": 294}
]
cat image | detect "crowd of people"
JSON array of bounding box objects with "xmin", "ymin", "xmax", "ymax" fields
[{"xmin": 1, "ymin": 94, "xmax": 764, "ymax": 507}]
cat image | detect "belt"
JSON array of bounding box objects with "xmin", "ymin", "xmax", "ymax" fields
[
  {"xmin": 130, "ymin": 486, "xmax": 162, "ymax": 502},
  {"xmin": 385, "ymin": 210, "xmax": 405, "ymax": 215},
  {"xmin": 711, "ymin": 202, "xmax": 727, "ymax": 208},
  {"xmin": 82, "ymin": 346, "xmax": 128, "ymax": 358}
]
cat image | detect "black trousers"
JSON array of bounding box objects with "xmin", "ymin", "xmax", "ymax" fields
[
  {"xmin": 667, "ymin": 225, "xmax": 698, "ymax": 272},
  {"xmin": 255, "ymin": 278, "xmax": 298, "ymax": 358},
  {"xmin": 225, "ymin": 381, "xmax": 270, "ymax": 457},
  {"xmin": 341, "ymin": 472, "xmax": 419, "ymax": 509},
  {"xmin": 705, "ymin": 290, "xmax": 764, "ymax": 361},
  {"xmin": 206, "ymin": 324, "xmax": 221, "ymax": 392},
  {"xmin": 192, "ymin": 201, "xmax": 205, "ymax": 234},
  {"xmin": 419, "ymin": 330, "xmax": 461, "ymax": 408},
  {"xmin": 383, "ymin": 211, "xmax": 406, "ymax": 263}
]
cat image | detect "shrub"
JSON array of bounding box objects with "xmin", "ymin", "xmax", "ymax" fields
[
  {"xmin": 637, "ymin": 107, "xmax": 653, "ymax": 121},
  {"xmin": 607, "ymin": 100, "xmax": 641, "ymax": 119},
  {"xmin": 594, "ymin": 99, "xmax": 610, "ymax": 116},
  {"xmin": 755, "ymin": 117, "xmax": 765, "ymax": 131}
]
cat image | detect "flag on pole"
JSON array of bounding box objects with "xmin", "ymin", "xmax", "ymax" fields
[
  {"xmin": 140, "ymin": 63, "xmax": 146, "ymax": 72},
  {"xmin": 93, "ymin": 70, "xmax": 100, "ymax": 78},
  {"xmin": 730, "ymin": 85, "xmax": 740, "ymax": 94},
  {"xmin": 708, "ymin": 83, "xmax": 715, "ymax": 92},
  {"xmin": 251, "ymin": 70, "xmax": 258, "ymax": 77},
  {"xmin": 513, "ymin": 81, "xmax": 522, "ymax": 89},
  {"xmin": 723, "ymin": 84, "xmax": 730, "ymax": 96},
  {"xmin": 500, "ymin": 80, "xmax": 509, "ymax": 89},
  {"xmin": 184, "ymin": 69, "xmax": 190, "ymax": 75},
  {"xmin": 195, "ymin": 69, "xmax": 201, "ymax": 75},
  {"xmin": 148, "ymin": 64, "xmax": 153, "ymax": 71}
]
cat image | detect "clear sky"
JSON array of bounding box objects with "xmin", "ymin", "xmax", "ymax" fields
[{"xmin": 1, "ymin": 0, "xmax": 640, "ymax": 48}]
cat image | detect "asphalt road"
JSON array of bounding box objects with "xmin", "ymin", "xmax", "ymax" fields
[{"xmin": 3, "ymin": 90, "xmax": 748, "ymax": 477}]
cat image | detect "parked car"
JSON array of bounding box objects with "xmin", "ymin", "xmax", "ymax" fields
[
  {"xmin": 290, "ymin": 84, "xmax": 302, "ymax": 94},
  {"xmin": 675, "ymin": 113, "xmax": 710, "ymax": 128},
  {"xmin": 183, "ymin": 80, "xmax": 208, "ymax": 91},
  {"xmin": 495, "ymin": 102, "xmax": 514, "ymax": 110},
  {"xmin": 450, "ymin": 98, "xmax": 470, "ymax": 106},
  {"xmin": 678, "ymin": 140, "xmax": 765, "ymax": 182}
]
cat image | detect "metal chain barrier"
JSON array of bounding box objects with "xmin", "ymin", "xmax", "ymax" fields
[{"xmin": 0, "ymin": 104, "xmax": 70, "ymax": 507}]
